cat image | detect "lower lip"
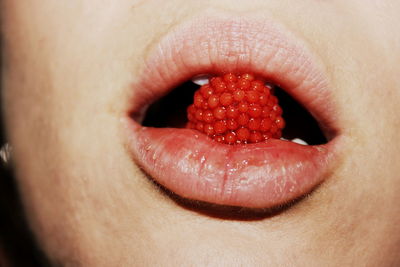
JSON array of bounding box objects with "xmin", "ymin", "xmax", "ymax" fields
[{"xmin": 125, "ymin": 121, "xmax": 339, "ymax": 208}]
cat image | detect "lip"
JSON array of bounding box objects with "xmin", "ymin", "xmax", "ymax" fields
[{"xmin": 123, "ymin": 15, "xmax": 342, "ymax": 208}]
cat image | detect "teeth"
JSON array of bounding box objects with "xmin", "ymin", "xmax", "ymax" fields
[
  {"xmin": 280, "ymin": 137, "xmax": 309, "ymax": 145},
  {"xmin": 191, "ymin": 75, "xmax": 210, "ymax": 86},
  {"xmin": 191, "ymin": 76, "xmax": 277, "ymax": 88},
  {"xmin": 291, "ymin": 138, "xmax": 308, "ymax": 145},
  {"xmin": 265, "ymin": 82, "xmax": 275, "ymax": 89}
]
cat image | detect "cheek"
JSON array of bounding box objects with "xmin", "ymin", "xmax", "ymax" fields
[
  {"xmin": 313, "ymin": 5, "xmax": 400, "ymax": 260},
  {"xmin": 0, "ymin": 1, "xmax": 165, "ymax": 263}
]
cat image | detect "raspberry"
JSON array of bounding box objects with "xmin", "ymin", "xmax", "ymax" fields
[{"xmin": 187, "ymin": 73, "xmax": 285, "ymax": 144}]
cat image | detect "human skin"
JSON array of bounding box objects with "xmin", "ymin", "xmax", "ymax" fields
[{"xmin": 1, "ymin": 0, "xmax": 400, "ymax": 266}]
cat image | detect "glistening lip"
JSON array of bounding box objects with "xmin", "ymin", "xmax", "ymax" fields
[{"xmin": 124, "ymin": 15, "xmax": 342, "ymax": 209}]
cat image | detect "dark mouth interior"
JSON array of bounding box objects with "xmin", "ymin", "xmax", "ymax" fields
[{"xmin": 141, "ymin": 80, "xmax": 327, "ymax": 145}]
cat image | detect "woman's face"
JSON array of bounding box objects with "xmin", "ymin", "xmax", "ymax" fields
[{"xmin": 2, "ymin": 0, "xmax": 400, "ymax": 265}]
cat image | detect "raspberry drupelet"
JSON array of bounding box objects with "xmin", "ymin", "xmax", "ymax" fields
[{"xmin": 186, "ymin": 73, "xmax": 285, "ymax": 145}]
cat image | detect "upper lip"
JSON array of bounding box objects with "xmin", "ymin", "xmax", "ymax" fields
[{"xmin": 123, "ymin": 14, "xmax": 343, "ymax": 209}]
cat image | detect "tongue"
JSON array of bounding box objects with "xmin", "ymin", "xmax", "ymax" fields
[{"xmin": 186, "ymin": 73, "xmax": 285, "ymax": 145}]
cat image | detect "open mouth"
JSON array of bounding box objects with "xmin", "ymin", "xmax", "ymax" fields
[
  {"xmin": 142, "ymin": 77, "xmax": 327, "ymax": 146},
  {"xmin": 123, "ymin": 16, "xmax": 342, "ymax": 209}
]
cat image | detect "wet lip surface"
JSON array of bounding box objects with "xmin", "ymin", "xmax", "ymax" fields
[{"xmin": 124, "ymin": 15, "xmax": 341, "ymax": 208}]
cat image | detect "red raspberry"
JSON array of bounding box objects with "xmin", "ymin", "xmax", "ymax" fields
[{"xmin": 186, "ymin": 73, "xmax": 285, "ymax": 144}]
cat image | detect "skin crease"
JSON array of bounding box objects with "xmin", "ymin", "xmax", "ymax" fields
[{"xmin": 1, "ymin": 0, "xmax": 400, "ymax": 266}]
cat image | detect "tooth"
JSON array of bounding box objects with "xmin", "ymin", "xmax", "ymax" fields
[
  {"xmin": 191, "ymin": 75, "xmax": 210, "ymax": 86},
  {"xmin": 265, "ymin": 82, "xmax": 275, "ymax": 89},
  {"xmin": 291, "ymin": 138, "xmax": 308, "ymax": 145}
]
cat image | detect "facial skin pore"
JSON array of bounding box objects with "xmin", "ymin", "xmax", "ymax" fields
[{"xmin": 1, "ymin": 0, "xmax": 400, "ymax": 266}]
